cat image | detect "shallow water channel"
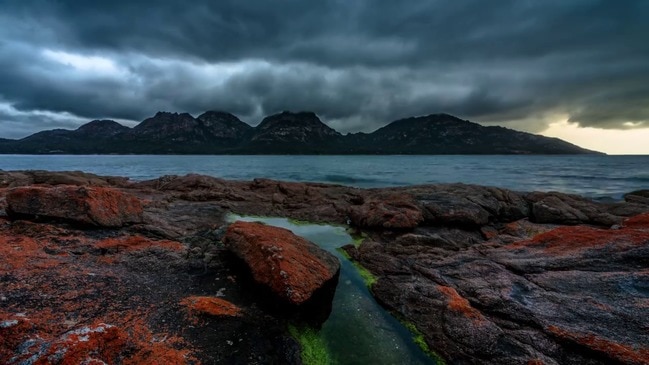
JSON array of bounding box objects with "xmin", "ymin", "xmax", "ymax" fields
[{"xmin": 229, "ymin": 215, "xmax": 438, "ymax": 365}]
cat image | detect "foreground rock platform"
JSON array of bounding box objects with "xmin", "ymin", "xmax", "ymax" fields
[{"xmin": 0, "ymin": 170, "xmax": 647, "ymax": 364}]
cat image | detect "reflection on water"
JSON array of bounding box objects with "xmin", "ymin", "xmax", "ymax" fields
[{"xmin": 228, "ymin": 215, "xmax": 438, "ymax": 365}]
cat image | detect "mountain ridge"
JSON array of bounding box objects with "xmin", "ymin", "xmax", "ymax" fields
[{"xmin": 0, "ymin": 111, "xmax": 603, "ymax": 155}]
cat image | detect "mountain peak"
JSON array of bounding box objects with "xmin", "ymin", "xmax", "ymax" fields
[
  {"xmin": 197, "ymin": 111, "xmax": 250, "ymax": 127},
  {"xmin": 197, "ymin": 110, "xmax": 252, "ymax": 140},
  {"xmin": 253, "ymin": 111, "xmax": 341, "ymax": 143},
  {"xmin": 0, "ymin": 110, "xmax": 600, "ymax": 155},
  {"xmin": 258, "ymin": 111, "xmax": 336, "ymax": 130},
  {"xmin": 75, "ymin": 120, "xmax": 129, "ymax": 137},
  {"xmin": 151, "ymin": 111, "xmax": 194, "ymax": 119}
]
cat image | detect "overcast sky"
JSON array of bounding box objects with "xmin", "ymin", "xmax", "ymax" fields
[{"xmin": 1, "ymin": 1, "xmax": 648, "ymax": 153}]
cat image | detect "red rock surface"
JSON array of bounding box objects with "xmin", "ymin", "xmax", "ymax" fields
[
  {"xmin": 508, "ymin": 222, "xmax": 649, "ymax": 254},
  {"xmin": 2, "ymin": 170, "xmax": 649, "ymax": 364},
  {"xmin": 224, "ymin": 221, "xmax": 340, "ymax": 305},
  {"xmin": 181, "ymin": 296, "xmax": 242, "ymax": 318},
  {"xmin": 624, "ymin": 212, "xmax": 649, "ymax": 228},
  {"xmin": 547, "ymin": 325, "xmax": 649, "ymax": 365},
  {"xmin": 6, "ymin": 185, "xmax": 143, "ymax": 227},
  {"xmin": 0, "ymin": 219, "xmax": 195, "ymax": 364},
  {"xmin": 347, "ymin": 211, "xmax": 649, "ymax": 364}
]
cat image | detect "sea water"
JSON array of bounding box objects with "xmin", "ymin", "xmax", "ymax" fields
[{"xmin": 1, "ymin": 154, "xmax": 648, "ymax": 199}]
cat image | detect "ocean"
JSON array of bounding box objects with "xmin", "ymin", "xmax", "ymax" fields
[{"xmin": 1, "ymin": 154, "xmax": 648, "ymax": 200}]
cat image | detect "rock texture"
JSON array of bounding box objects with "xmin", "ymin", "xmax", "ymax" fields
[
  {"xmin": 348, "ymin": 193, "xmax": 424, "ymax": 229},
  {"xmin": 224, "ymin": 221, "xmax": 340, "ymax": 305},
  {"xmin": 0, "ymin": 169, "xmax": 647, "ymax": 364},
  {"xmin": 181, "ymin": 296, "xmax": 242, "ymax": 318},
  {"xmin": 345, "ymin": 212, "xmax": 649, "ymax": 364},
  {"xmin": 6, "ymin": 185, "xmax": 143, "ymax": 227}
]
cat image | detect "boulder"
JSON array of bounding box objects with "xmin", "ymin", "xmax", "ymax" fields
[
  {"xmin": 6, "ymin": 185, "xmax": 143, "ymax": 227},
  {"xmin": 224, "ymin": 221, "xmax": 340, "ymax": 305}
]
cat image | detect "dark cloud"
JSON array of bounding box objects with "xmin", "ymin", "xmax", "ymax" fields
[{"xmin": 0, "ymin": 0, "xmax": 648, "ymax": 137}]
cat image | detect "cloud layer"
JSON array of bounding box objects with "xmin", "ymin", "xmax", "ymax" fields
[{"xmin": 1, "ymin": 0, "xmax": 648, "ymax": 138}]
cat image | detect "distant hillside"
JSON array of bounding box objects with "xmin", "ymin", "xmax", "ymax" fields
[{"xmin": 0, "ymin": 111, "xmax": 602, "ymax": 155}]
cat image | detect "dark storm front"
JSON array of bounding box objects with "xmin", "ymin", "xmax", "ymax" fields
[{"xmin": 1, "ymin": 154, "xmax": 648, "ymax": 199}]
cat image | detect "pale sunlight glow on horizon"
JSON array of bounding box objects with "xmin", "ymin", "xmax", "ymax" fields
[{"xmin": 541, "ymin": 120, "xmax": 649, "ymax": 155}]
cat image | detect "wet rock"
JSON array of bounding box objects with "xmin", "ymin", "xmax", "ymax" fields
[
  {"xmin": 224, "ymin": 221, "xmax": 340, "ymax": 305},
  {"xmin": 6, "ymin": 185, "xmax": 143, "ymax": 227}
]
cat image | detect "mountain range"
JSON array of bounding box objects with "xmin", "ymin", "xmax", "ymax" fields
[{"xmin": 0, "ymin": 111, "xmax": 601, "ymax": 154}]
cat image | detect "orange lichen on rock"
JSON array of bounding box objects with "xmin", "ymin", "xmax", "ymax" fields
[
  {"xmin": 547, "ymin": 325, "xmax": 649, "ymax": 365},
  {"xmin": 3, "ymin": 317, "xmax": 196, "ymax": 365},
  {"xmin": 507, "ymin": 214, "xmax": 649, "ymax": 254},
  {"xmin": 95, "ymin": 235, "xmax": 185, "ymax": 252},
  {"xmin": 5, "ymin": 185, "xmax": 143, "ymax": 227},
  {"xmin": 0, "ymin": 209, "xmax": 196, "ymax": 364},
  {"xmin": 437, "ymin": 285, "xmax": 484, "ymax": 321},
  {"xmin": 623, "ymin": 212, "xmax": 649, "ymax": 229},
  {"xmin": 224, "ymin": 221, "xmax": 340, "ymax": 305},
  {"xmin": 0, "ymin": 234, "xmax": 43, "ymax": 271},
  {"xmin": 181, "ymin": 296, "xmax": 242, "ymax": 318},
  {"xmin": 501, "ymin": 219, "xmax": 555, "ymax": 239}
]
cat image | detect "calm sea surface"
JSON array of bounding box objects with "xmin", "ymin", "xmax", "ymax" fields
[{"xmin": 1, "ymin": 155, "xmax": 648, "ymax": 199}]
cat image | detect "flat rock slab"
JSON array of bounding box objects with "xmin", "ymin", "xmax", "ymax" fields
[
  {"xmin": 6, "ymin": 185, "xmax": 143, "ymax": 227},
  {"xmin": 224, "ymin": 221, "xmax": 340, "ymax": 305},
  {"xmin": 348, "ymin": 212, "xmax": 649, "ymax": 364}
]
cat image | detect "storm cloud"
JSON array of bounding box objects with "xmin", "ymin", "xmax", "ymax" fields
[{"xmin": 0, "ymin": 0, "xmax": 648, "ymax": 138}]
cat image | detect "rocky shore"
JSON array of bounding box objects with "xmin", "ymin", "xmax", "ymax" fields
[{"xmin": 0, "ymin": 170, "xmax": 647, "ymax": 365}]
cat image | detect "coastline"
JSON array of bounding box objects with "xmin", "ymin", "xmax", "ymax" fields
[{"xmin": 1, "ymin": 170, "xmax": 648, "ymax": 364}]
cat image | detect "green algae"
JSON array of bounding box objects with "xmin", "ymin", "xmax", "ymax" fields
[
  {"xmin": 288, "ymin": 325, "xmax": 335, "ymax": 365},
  {"xmin": 227, "ymin": 214, "xmax": 439, "ymax": 364},
  {"xmin": 337, "ymin": 248, "xmax": 377, "ymax": 288},
  {"xmin": 287, "ymin": 217, "xmax": 318, "ymax": 226},
  {"xmin": 402, "ymin": 322, "xmax": 447, "ymax": 365},
  {"xmin": 346, "ymin": 229, "xmax": 368, "ymax": 247}
]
